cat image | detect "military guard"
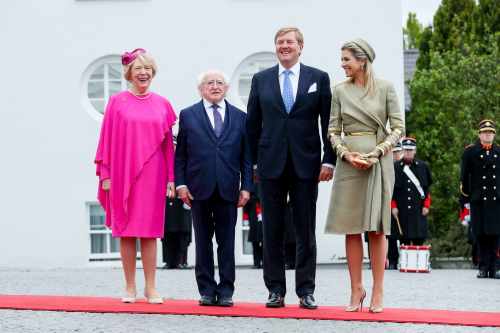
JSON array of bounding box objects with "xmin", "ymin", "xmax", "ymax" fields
[
  {"xmin": 391, "ymin": 137, "xmax": 432, "ymax": 246},
  {"xmin": 243, "ymin": 192, "xmax": 263, "ymax": 269},
  {"xmin": 387, "ymin": 141, "xmax": 404, "ymax": 269},
  {"xmin": 161, "ymin": 197, "xmax": 192, "ymax": 269},
  {"xmin": 460, "ymin": 119, "xmax": 500, "ymax": 279}
]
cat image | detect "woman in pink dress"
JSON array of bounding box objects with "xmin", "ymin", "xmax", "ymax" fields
[{"xmin": 95, "ymin": 48, "xmax": 176, "ymax": 304}]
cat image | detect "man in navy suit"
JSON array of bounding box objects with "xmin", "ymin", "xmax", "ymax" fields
[
  {"xmin": 246, "ymin": 27, "xmax": 335, "ymax": 309},
  {"xmin": 175, "ymin": 70, "xmax": 253, "ymax": 307}
]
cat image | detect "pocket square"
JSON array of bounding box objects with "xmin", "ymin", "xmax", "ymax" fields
[{"xmin": 308, "ymin": 83, "xmax": 317, "ymax": 93}]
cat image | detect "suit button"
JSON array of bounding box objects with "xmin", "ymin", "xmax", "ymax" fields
[
  {"xmin": 483, "ymin": 186, "xmax": 487, "ymax": 190},
  {"xmin": 408, "ymin": 197, "xmax": 411, "ymax": 200},
  {"xmin": 494, "ymin": 175, "xmax": 497, "ymax": 179},
  {"xmin": 494, "ymin": 165, "xmax": 496, "ymax": 169},
  {"xmin": 407, "ymin": 188, "xmax": 411, "ymax": 192},
  {"xmin": 494, "ymin": 197, "xmax": 497, "ymax": 200},
  {"xmin": 494, "ymin": 186, "xmax": 497, "ymax": 190},
  {"xmin": 408, "ymin": 180, "xmax": 411, "ymax": 183},
  {"xmin": 408, "ymin": 206, "xmax": 412, "ymax": 209},
  {"xmin": 484, "ymin": 197, "xmax": 487, "ymax": 201},
  {"xmin": 483, "ymin": 176, "xmax": 486, "ymax": 179}
]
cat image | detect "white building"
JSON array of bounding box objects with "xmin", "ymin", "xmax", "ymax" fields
[{"xmin": 0, "ymin": 0, "xmax": 404, "ymax": 268}]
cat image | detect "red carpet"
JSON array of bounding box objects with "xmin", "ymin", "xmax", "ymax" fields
[{"xmin": 0, "ymin": 294, "xmax": 499, "ymax": 327}]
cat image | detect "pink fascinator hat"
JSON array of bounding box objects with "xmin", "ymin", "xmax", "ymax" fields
[{"xmin": 121, "ymin": 48, "xmax": 146, "ymax": 65}]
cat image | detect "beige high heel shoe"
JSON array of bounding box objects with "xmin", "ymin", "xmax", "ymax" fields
[
  {"xmin": 345, "ymin": 289, "xmax": 366, "ymax": 312},
  {"xmin": 368, "ymin": 305, "xmax": 383, "ymax": 313},
  {"xmin": 121, "ymin": 290, "xmax": 137, "ymax": 303},
  {"xmin": 369, "ymin": 294, "xmax": 384, "ymax": 313},
  {"xmin": 144, "ymin": 290, "xmax": 163, "ymax": 304}
]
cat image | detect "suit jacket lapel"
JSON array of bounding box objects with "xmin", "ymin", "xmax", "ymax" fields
[
  {"xmin": 271, "ymin": 65, "xmax": 288, "ymax": 115},
  {"xmin": 218, "ymin": 100, "xmax": 232, "ymax": 142},
  {"xmin": 291, "ymin": 64, "xmax": 312, "ymax": 113},
  {"xmin": 194, "ymin": 100, "xmax": 217, "ymax": 143}
]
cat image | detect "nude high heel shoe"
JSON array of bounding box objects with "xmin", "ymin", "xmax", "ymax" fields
[
  {"xmin": 369, "ymin": 294, "xmax": 384, "ymax": 313},
  {"xmin": 144, "ymin": 290, "xmax": 163, "ymax": 304},
  {"xmin": 345, "ymin": 289, "xmax": 366, "ymax": 312},
  {"xmin": 121, "ymin": 290, "xmax": 137, "ymax": 303}
]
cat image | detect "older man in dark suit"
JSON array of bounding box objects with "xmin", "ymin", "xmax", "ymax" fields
[
  {"xmin": 175, "ymin": 70, "xmax": 253, "ymax": 306},
  {"xmin": 246, "ymin": 27, "xmax": 335, "ymax": 309}
]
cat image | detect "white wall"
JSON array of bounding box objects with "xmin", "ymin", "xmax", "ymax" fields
[{"xmin": 0, "ymin": 0, "xmax": 403, "ymax": 267}]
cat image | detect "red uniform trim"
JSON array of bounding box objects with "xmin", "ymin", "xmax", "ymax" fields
[{"xmin": 423, "ymin": 193, "xmax": 431, "ymax": 208}]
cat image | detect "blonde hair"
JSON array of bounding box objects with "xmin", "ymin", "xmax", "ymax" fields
[
  {"xmin": 274, "ymin": 27, "xmax": 304, "ymax": 46},
  {"xmin": 341, "ymin": 42, "xmax": 376, "ymax": 96},
  {"xmin": 123, "ymin": 52, "xmax": 157, "ymax": 81}
]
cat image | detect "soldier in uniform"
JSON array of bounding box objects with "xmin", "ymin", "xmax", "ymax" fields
[
  {"xmin": 391, "ymin": 137, "xmax": 432, "ymax": 245},
  {"xmin": 162, "ymin": 136, "xmax": 193, "ymax": 269},
  {"xmin": 460, "ymin": 119, "xmax": 500, "ymax": 279},
  {"xmin": 387, "ymin": 142, "xmax": 404, "ymax": 269},
  {"xmin": 161, "ymin": 197, "xmax": 192, "ymax": 269},
  {"xmin": 243, "ymin": 192, "xmax": 263, "ymax": 268}
]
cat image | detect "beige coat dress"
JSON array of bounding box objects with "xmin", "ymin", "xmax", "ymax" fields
[{"xmin": 325, "ymin": 79, "xmax": 405, "ymax": 235}]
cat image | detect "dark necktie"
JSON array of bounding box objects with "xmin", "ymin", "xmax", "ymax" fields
[{"xmin": 211, "ymin": 104, "xmax": 223, "ymax": 137}]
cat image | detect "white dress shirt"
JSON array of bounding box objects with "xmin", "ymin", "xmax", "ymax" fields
[
  {"xmin": 203, "ymin": 99, "xmax": 226, "ymax": 129},
  {"xmin": 278, "ymin": 62, "xmax": 301, "ymax": 101}
]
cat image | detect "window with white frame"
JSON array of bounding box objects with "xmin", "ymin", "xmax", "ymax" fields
[
  {"xmin": 82, "ymin": 56, "xmax": 128, "ymax": 119},
  {"xmin": 88, "ymin": 202, "xmax": 140, "ymax": 261},
  {"xmin": 229, "ymin": 52, "xmax": 277, "ymax": 109}
]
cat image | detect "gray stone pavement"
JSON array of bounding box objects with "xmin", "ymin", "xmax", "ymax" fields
[{"xmin": 0, "ymin": 266, "xmax": 499, "ymax": 332}]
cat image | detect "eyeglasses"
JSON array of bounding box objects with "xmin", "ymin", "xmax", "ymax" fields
[{"xmin": 205, "ymin": 80, "xmax": 226, "ymax": 87}]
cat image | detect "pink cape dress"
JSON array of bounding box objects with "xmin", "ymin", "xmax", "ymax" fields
[{"xmin": 94, "ymin": 91, "xmax": 176, "ymax": 238}]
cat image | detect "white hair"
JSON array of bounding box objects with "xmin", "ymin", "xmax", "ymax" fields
[{"xmin": 197, "ymin": 70, "xmax": 229, "ymax": 88}]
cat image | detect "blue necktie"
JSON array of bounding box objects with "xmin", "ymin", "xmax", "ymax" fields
[
  {"xmin": 211, "ymin": 104, "xmax": 223, "ymax": 137},
  {"xmin": 282, "ymin": 69, "xmax": 294, "ymax": 113}
]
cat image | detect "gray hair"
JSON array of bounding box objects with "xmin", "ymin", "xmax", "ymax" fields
[{"xmin": 197, "ymin": 70, "xmax": 230, "ymax": 88}]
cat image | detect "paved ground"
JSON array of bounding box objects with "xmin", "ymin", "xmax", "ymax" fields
[{"xmin": 0, "ymin": 266, "xmax": 499, "ymax": 332}]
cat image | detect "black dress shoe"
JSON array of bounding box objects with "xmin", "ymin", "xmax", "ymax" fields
[
  {"xmin": 217, "ymin": 297, "xmax": 234, "ymax": 307},
  {"xmin": 266, "ymin": 293, "xmax": 285, "ymax": 308},
  {"xmin": 477, "ymin": 270, "xmax": 489, "ymax": 278},
  {"xmin": 387, "ymin": 263, "xmax": 397, "ymax": 270},
  {"xmin": 299, "ymin": 294, "xmax": 318, "ymax": 309},
  {"xmin": 199, "ymin": 295, "xmax": 217, "ymax": 306}
]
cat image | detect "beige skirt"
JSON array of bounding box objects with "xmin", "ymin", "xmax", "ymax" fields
[{"xmin": 325, "ymin": 134, "xmax": 385, "ymax": 234}]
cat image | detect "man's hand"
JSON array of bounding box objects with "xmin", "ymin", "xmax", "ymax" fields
[
  {"xmin": 102, "ymin": 179, "xmax": 110, "ymax": 191},
  {"xmin": 391, "ymin": 207, "xmax": 399, "ymax": 218},
  {"xmin": 237, "ymin": 190, "xmax": 250, "ymax": 208},
  {"xmin": 318, "ymin": 166, "xmax": 334, "ymax": 182},
  {"xmin": 177, "ymin": 187, "xmax": 194, "ymax": 207},
  {"xmin": 166, "ymin": 182, "xmax": 176, "ymax": 199},
  {"xmin": 422, "ymin": 207, "xmax": 429, "ymax": 216}
]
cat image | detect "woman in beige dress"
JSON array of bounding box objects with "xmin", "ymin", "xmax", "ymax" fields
[{"xmin": 325, "ymin": 39, "xmax": 404, "ymax": 313}]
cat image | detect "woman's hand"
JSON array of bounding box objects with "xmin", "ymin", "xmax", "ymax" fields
[
  {"xmin": 102, "ymin": 179, "xmax": 111, "ymax": 191},
  {"xmin": 344, "ymin": 152, "xmax": 370, "ymax": 170},
  {"xmin": 167, "ymin": 182, "xmax": 176, "ymax": 199}
]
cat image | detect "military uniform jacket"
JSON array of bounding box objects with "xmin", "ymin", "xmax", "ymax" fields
[
  {"xmin": 245, "ymin": 194, "xmax": 263, "ymax": 243},
  {"xmin": 460, "ymin": 143, "xmax": 500, "ymax": 236},
  {"xmin": 392, "ymin": 159, "xmax": 432, "ymax": 239},
  {"xmin": 164, "ymin": 198, "xmax": 192, "ymax": 234}
]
